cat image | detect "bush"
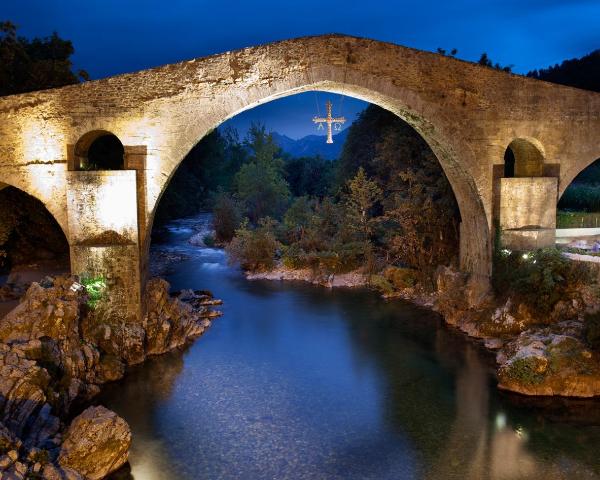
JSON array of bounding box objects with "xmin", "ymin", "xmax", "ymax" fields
[
  {"xmin": 212, "ymin": 192, "xmax": 241, "ymax": 243},
  {"xmin": 383, "ymin": 266, "xmax": 419, "ymax": 290},
  {"xmin": 80, "ymin": 275, "xmax": 107, "ymax": 309},
  {"xmin": 370, "ymin": 274, "xmax": 394, "ymax": 295},
  {"xmin": 227, "ymin": 218, "xmax": 280, "ymax": 272},
  {"xmin": 493, "ymin": 248, "xmax": 593, "ymax": 314},
  {"xmin": 584, "ymin": 312, "xmax": 600, "ymax": 351}
]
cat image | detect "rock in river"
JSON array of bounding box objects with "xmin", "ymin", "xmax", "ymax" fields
[{"xmin": 58, "ymin": 406, "xmax": 131, "ymax": 480}]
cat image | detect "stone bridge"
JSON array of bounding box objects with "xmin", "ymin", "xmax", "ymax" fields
[{"xmin": 0, "ymin": 34, "xmax": 598, "ymax": 320}]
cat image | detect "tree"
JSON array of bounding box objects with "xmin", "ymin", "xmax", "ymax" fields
[
  {"xmin": 0, "ymin": 21, "xmax": 88, "ymax": 96},
  {"xmin": 227, "ymin": 217, "xmax": 280, "ymax": 271},
  {"xmin": 478, "ymin": 52, "xmax": 512, "ymax": 73},
  {"xmin": 212, "ymin": 191, "xmax": 241, "ymax": 243},
  {"xmin": 234, "ymin": 123, "xmax": 290, "ymax": 223},
  {"xmin": 283, "ymin": 196, "xmax": 315, "ymax": 243},
  {"xmin": 284, "ymin": 155, "xmax": 334, "ymax": 198},
  {"xmin": 343, "ymin": 167, "xmax": 382, "ymax": 250},
  {"xmin": 527, "ymin": 49, "xmax": 600, "ymax": 93}
]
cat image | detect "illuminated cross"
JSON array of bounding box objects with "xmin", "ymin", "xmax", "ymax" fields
[{"xmin": 313, "ymin": 100, "xmax": 346, "ymax": 144}]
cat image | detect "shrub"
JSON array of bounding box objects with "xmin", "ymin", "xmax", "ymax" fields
[
  {"xmin": 493, "ymin": 248, "xmax": 593, "ymax": 314},
  {"xmin": 383, "ymin": 266, "xmax": 419, "ymax": 290},
  {"xmin": 370, "ymin": 274, "xmax": 394, "ymax": 295},
  {"xmin": 80, "ymin": 275, "xmax": 107, "ymax": 309},
  {"xmin": 212, "ymin": 192, "xmax": 241, "ymax": 243},
  {"xmin": 584, "ymin": 312, "xmax": 600, "ymax": 351},
  {"xmin": 227, "ymin": 218, "xmax": 280, "ymax": 272}
]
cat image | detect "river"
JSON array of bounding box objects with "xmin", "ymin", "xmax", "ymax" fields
[{"xmin": 100, "ymin": 214, "xmax": 600, "ymax": 480}]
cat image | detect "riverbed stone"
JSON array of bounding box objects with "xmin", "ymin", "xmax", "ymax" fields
[{"xmin": 58, "ymin": 406, "xmax": 130, "ymax": 480}]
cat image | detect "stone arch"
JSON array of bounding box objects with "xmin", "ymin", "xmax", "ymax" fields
[
  {"xmin": 0, "ymin": 180, "xmax": 71, "ymax": 274},
  {"xmin": 72, "ymin": 130, "xmax": 125, "ymax": 171},
  {"xmin": 147, "ymin": 74, "xmax": 492, "ymax": 277},
  {"xmin": 0, "ymin": 174, "xmax": 69, "ymax": 238},
  {"xmin": 559, "ymin": 152, "xmax": 600, "ymax": 200},
  {"xmin": 503, "ymin": 137, "xmax": 545, "ymax": 178}
]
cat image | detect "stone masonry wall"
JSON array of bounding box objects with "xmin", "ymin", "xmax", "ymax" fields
[{"xmin": 0, "ymin": 34, "xmax": 597, "ymax": 286}]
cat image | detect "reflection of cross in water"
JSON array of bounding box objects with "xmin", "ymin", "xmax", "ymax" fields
[{"xmin": 313, "ymin": 100, "xmax": 345, "ymax": 144}]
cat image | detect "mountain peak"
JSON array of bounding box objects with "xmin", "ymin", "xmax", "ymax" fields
[{"xmin": 271, "ymin": 129, "xmax": 348, "ymax": 160}]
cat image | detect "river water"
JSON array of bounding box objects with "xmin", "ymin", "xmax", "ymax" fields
[{"xmin": 101, "ymin": 214, "xmax": 600, "ymax": 480}]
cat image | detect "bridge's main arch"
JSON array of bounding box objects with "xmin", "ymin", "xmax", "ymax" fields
[
  {"xmin": 148, "ymin": 75, "xmax": 490, "ymax": 278},
  {"xmin": 0, "ymin": 34, "xmax": 598, "ymax": 320}
]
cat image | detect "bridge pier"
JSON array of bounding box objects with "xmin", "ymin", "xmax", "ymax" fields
[
  {"xmin": 66, "ymin": 170, "xmax": 143, "ymax": 322},
  {"xmin": 498, "ymin": 177, "xmax": 558, "ymax": 251}
]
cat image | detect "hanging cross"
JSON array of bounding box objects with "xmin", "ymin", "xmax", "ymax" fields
[{"xmin": 313, "ymin": 100, "xmax": 345, "ymax": 144}]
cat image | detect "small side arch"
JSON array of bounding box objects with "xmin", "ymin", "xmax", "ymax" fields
[
  {"xmin": 72, "ymin": 130, "xmax": 125, "ymax": 171},
  {"xmin": 503, "ymin": 137, "xmax": 545, "ymax": 178},
  {"xmin": 0, "ymin": 182, "xmax": 70, "ymax": 275}
]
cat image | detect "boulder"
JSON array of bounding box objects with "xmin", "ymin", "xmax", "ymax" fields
[
  {"xmin": 0, "ymin": 279, "xmax": 84, "ymax": 344},
  {"xmin": 497, "ymin": 324, "xmax": 600, "ymax": 397},
  {"xmin": 58, "ymin": 406, "xmax": 130, "ymax": 480}
]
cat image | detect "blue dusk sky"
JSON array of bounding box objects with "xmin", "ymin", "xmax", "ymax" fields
[{"xmin": 2, "ymin": 0, "xmax": 598, "ymax": 138}]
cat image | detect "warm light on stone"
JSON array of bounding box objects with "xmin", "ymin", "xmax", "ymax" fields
[{"xmin": 0, "ymin": 34, "xmax": 597, "ymax": 322}]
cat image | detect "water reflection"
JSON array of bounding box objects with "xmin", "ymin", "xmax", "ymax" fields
[{"xmin": 101, "ymin": 214, "xmax": 600, "ymax": 480}]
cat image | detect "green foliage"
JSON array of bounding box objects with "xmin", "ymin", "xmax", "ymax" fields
[
  {"xmin": 81, "ymin": 275, "xmax": 107, "ymax": 309},
  {"xmin": 502, "ymin": 357, "xmax": 546, "ymax": 385},
  {"xmin": 284, "ymin": 155, "xmax": 335, "ymax": 198},
  {"xmin": 212, "ymin": 191, "xmax": 241, "ymax": 243},
  {"xmin": 493, "ymin": 248, "xmax": 593, "ymax": 314},
  {"xmin": 557, "ymin": 210, "xmax": 600, "ymax": 228},
  {"xmin": 0, "ymin": 21, "xmax": 88, "ymax": 96},
  {"xmin": 227, "ymin": 218, "xmax": 280, "ymax": 272},
  {"xmin": 343, "ymin": 167, "xmax": 382, "ymax": 243},
  {"xmin": 155, "ymin": 129, "xmax": 236, "ymax": 224},
  {"xmin": 369, "ymin": 274, "xmax": 395, "ymax": 295},
  {"xmin": 283, "ymin": 196, "xmax": 316, "ymax": 243},
  {"xmin": 383, "ymin": 266, "xmax": 419, "ymax": 289},
  {"xmin": 336, "ymin": 105, "xmax": 460, "ymax": 272},
  {"xmin": 584, "ymin": 312, "xmax": 600, "ymax": 351},
  {"xmin": 234, "ymin": 124, "xmax": 290, "ymax": 223},
  {"xmin": 558, "ymin": 184, "xmax": 600, "ymax": 212}
]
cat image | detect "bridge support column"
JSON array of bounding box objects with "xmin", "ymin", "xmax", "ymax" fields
[
  {"xmin": 498, "ymin": 177, "xmax": 558, "ymax": 250},
  {"xmin": 66, "ymin": 171, "xmax": 143, "ymax": 322}
]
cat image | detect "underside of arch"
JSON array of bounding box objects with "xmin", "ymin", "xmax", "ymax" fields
[{"xmin": 147, "ymin": 74, "xmax": 492, "ymax": 277}]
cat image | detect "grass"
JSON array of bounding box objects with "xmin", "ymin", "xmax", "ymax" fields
[{"xmin": 557, "ymin": 210, "xmax": 600, "ymax": 228}]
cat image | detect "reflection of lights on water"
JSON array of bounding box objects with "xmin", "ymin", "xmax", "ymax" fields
[
  {"xmin": 495, "ymin": 412, "xmax": 506, "ymax": 430},
  {"xmin": 501, "ymin": 248, "xmax": 512, "ymax": 256}
]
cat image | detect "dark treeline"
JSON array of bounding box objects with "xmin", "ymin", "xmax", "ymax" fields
[
  {"xmin": 527, "ymin": 49, "xmax": 600, "ymax": 93},
  {"xmin": 0, "ymin": 21, "xmax": 88, "ymax": 96}
]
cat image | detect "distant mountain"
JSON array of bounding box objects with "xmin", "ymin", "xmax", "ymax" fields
[{"xmin": 271, "ymin": 129, "xmax": 349, "ymax": 161}]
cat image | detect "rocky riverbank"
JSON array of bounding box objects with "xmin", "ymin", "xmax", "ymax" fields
[
  {"xmin": 418, "ymin": 266, "xmax": 600, "ymax": 397},
  {"xmin": 246, "ymin": 264, "xmax": 368, "ymax": 288},
  {"xmin": 0, "ymin": 275, "xmax": 222, "ymax": 479}
]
